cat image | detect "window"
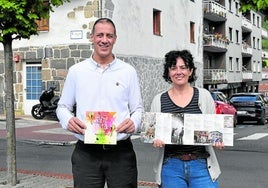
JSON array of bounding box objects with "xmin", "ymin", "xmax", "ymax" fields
[
  {"xmin": 235, "ymin": 2, "xmax": 239, "ymax": 15},
  {"xmin": 190, "ymin": 22, "xmax": 195, "ymax": 43},
  {"xmin": 253, "ymin": 37, "xmax": 256, "ymax": 48},
  {"xmin": 235, "ymin": 30, "xmax": 239, "ymax": 43},
  {"xmin": 153, "ymin": 9, "xmax": 161, "ymax": 36},
  {"xmin": 228, "ymin": 0, "xmax": 232, "ymax": 12},
  {"xmin": 229, "ymin": 27, "xmax": 233, "ymax": 42},
  {"xmin": 253, "ymin": 60, "xmax": 256, "ymax": 72},
  {"xmin": 26, "ymin": 65, "xmax": 42, "ymax": 100},
  {"xmin": 36, "ymin": 18, "xmax": 49, "ymax": 31},
  {"xmin": 257, "ymin": 16, "xmax": 260, "ymax": 27},
  {"xmin": 35, "ymin": 0, "xmax": 50, "ymax": 31},
  {"xmin": 229, "ymin": 57, "xmax": 233, "ymax": 71},
  {"xmin": 253, "ymin": 13, "xmax": 255, "ymax": 25},
  {"xmin": 236, "ymin": 58, "xmax": 239, "ymax": 71}
]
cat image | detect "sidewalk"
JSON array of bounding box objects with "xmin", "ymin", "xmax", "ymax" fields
[{"xmin": 0, "ymin": 115, "xmax": 158, "ymax": 188}]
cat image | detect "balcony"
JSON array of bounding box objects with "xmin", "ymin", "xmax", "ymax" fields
[
  {"xmin": 262, "ymin": 28, "xmax": 268, "ymax": 39},
  {"xmin": 262, "ymin": 68, "xmax": 268, "ymax": 79},
  {"xmin": 242, "ymin": 16, "xmax": 252, "ymax": 33},
  {"xmin": 242, "ymin": 71, "xmax": 253, "ymax": 81},
  {"xmin": 241, "ymin": 41, "xmax": 252, "ymax": 57},
  {"xmin": 263, "ymin": 51, "xmax": 268, "ymax": 59},
  {"xmin": 203, "ymin": 34, "xmax": 228, "ymax": 52},
  {"xmin": 204, "ymin": 69, "xmax": 227, "ymax": 84},
  {"xmin": 203, "ymin": 0, "xmax": 227, "ymax": 22}
]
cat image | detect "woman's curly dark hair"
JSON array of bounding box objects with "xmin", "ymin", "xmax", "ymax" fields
[{"xmin": 163, "ymin": 50, "xmax": 197, "ymax": 84}]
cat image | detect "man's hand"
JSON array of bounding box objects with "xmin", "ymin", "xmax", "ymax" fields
[
  {"xmin": 67, "ymin": 117, "xmax": 87, "ymax": 135},
  {"xmin": 116, "ymin": 118, "xmax": 135, "ymax": 134},
  {"xmin": 153, "ymin": 139, "xmax": 165, "ymax": 148}
]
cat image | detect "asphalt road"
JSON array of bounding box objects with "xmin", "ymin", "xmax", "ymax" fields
[{"xmin": 1, "ymin": 120, "xmax": 268, "ymax": 187}]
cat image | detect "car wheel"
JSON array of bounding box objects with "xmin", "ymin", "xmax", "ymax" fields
[
  {"xmin": 257, "ymin": 111, "xmax": 266, "ymax": 125},
  {"xmin": 237, "ymin": 118, "xmax": 243, "ymax": 124}
]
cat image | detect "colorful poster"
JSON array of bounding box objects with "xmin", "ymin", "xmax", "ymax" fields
[{"xmin": 84, "ymin": 111, "xmax": 117, "ymax": 145}]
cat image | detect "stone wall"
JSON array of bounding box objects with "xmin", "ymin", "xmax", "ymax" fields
[
  {"xmin": 118, "ymin": 55, "xmax": 169, "ymax": 111},
  {"xmin": 0, "ymin": 43, "xmax": 169, "ymax": 114}
]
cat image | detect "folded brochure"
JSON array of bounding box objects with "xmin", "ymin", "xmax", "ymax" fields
[{"xmin": 140, "ymin": 112, "xmax": 233, "ymax": 146}]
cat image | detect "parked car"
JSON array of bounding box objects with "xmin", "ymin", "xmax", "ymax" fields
[
  {"xmin": 210, "ymin": 91, "xmax": 237, "ymax": 126},
  {"xmin": 229, "ymin": 93, "xmax": 268, "ymax": 125}
]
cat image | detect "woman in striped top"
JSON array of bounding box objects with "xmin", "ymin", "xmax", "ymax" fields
[{"xmin": 150, "ymin": 50, "xmax": 224, "ymax": 188}]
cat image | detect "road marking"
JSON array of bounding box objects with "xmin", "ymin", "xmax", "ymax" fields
[{"xmin": 237, "ymin": 133, "xmax": 268, "ymax": 140}]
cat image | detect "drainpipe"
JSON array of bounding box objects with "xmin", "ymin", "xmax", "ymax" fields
[{"xmin": 99, "ymin": 0, "xmax": 102, "ymax": 18}]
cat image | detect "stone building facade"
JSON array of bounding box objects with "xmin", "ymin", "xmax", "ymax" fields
[{"xmin": 0, "ymin": 44, "xmax": 168, "ymax": 114}]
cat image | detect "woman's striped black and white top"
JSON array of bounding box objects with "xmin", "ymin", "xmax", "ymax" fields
[{"xmin": 160, "ymin": 87, "xmax": 210, "ymax": 158}]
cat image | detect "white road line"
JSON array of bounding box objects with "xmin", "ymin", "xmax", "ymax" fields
[{"xmin": 237, "ymin": 133, "xmax": 268, "ymax": 140}]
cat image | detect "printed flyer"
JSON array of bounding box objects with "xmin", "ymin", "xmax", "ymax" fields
[
  {"xmin": 140, "ymin": 112, "xmax": 233, "ymax": 146},
  {"xmin": 84, "ymin": 111, "xmax": 117, "ymax": 145}
]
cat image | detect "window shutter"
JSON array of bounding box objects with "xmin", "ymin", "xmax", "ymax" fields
[{"xmin": 36, "ymin": 18, "xmax": 49, "ymax": 31}]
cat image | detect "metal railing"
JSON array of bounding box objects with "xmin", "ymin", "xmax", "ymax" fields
[
  {"xmin": 204, "ymin": 69, "xmax": 227, "ymax": 82},
  {"xmin": 203, "ymin": 0, "xmax": 226, "ymax": 17},
  {"xmin": 203, "ymin": 34, "xmax": 228, "ymax": 48},
  {"xmin": 242, "ymin": 16, "xmax": 252, "ymax": 31},
  {"xmin": 242, "ymin": 41, "xmax": 252, "ymax": 54}
]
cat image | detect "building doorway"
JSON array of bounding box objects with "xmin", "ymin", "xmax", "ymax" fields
[{"xmin": 23, "ymin": 62, "xmax": 42, "ymax": 115}]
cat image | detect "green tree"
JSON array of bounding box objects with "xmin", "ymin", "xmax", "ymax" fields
[
  {"xmin": 240, "ymin": 0, "xmax": 268, "ymax": 12},
  {"xmin": 0, "ymin": 0, "xmax": 69, "ymax": 185}
]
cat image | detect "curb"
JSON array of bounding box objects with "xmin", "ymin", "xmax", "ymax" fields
[
  {"xmin": 0, "ymin": 168, "xmax": 158, "ymax": 187},
  {"xmin": 17, "ymin": 139, "xmax": 77, "ymax": 146}
]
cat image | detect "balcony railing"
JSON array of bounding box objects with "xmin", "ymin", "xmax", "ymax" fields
[
  {"xmin": 262, "ymin": 68, "xmax": 268, "ymax": 79},
  {"xmin": 242, "ymin": 41, "xmax": 252, "ymax": 55},
  {"xmin": 262, "ymin": 51, "xmax": 268, "ymax": 59},
  {"xmin": 203, "ymin": 1, "xmax": 226, "ymax": 18},
  {"xmin": 241, "ymin": 16, "xmax": 252, "ymax": 32},
  {"xmin": 242, "ymin": 71, "xmax": 253, "ymax": 80},
  {"xmin": 204, "ymin": 69, "xmax": 227, "ymax": 83},
  {"xmin": 262, "ymin": 28, "xmax": 268, "ymax": 39},
  {"xmin": 203, "ymin": 34, "xmax": 229, "ymax": 48}
]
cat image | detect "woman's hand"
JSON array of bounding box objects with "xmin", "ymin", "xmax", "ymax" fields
[
  {"xmin": 213, "ymin": 142, "xmax": 225, "ymax": 150},
  {"xmin": 153, "ymin": 138, "xmax": 165, "ymax": 148}
]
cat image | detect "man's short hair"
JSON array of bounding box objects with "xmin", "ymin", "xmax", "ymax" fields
[{"xmin": 92, "ymin": 18, "xmax": 117, "ymax": 36}]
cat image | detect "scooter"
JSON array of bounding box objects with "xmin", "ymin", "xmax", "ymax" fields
[{"xmin": 31, "ymin": 86, "xmax": 60, "ymax": 119}]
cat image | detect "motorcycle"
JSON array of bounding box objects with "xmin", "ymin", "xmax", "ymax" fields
[{"xmin": 31, "ymin": 86, "xmax": 60, "ymax": 119}]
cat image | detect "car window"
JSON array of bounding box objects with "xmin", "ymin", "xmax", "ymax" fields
[
  {"xmin": 217, "ymin": 93, "xmax": 227, "ymax": 102},
  {"xmin": 211, "ymin": 92, "xmax": 228, "ymax": 103},
  {"xmin": 230, "ymin": 95, "xmax": 257, "ymax": 102},
  {"xmin": 211, "ymin": 93, "xmax": 217, "ymax": 100}
]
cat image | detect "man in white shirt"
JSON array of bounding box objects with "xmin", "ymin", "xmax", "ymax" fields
[{"xmin": 56, "ymin": 18, "xmax": 143, "ymax": 188}]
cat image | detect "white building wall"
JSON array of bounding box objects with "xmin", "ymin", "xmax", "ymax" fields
[
  {"xmin": 11, "ymin": 0, "xmax": 92, "ymax": 48},
  {"xmin": 5, "ymin": 0, "xmax": 203, "ymax": 59},
  {"xmin": 111, "ymin": 0, "xmax": 203, "ymax": 60},
  {"xmin": 8, "ymin": 0, "xmax": 203, "ymax": 61},
  {"xmin": 0, "ymin": 0, "xmax": 205, "ymax": 113},
  {"xmin": 225, "ymin": 4, "xmax": 243, "ymax": 83}
]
